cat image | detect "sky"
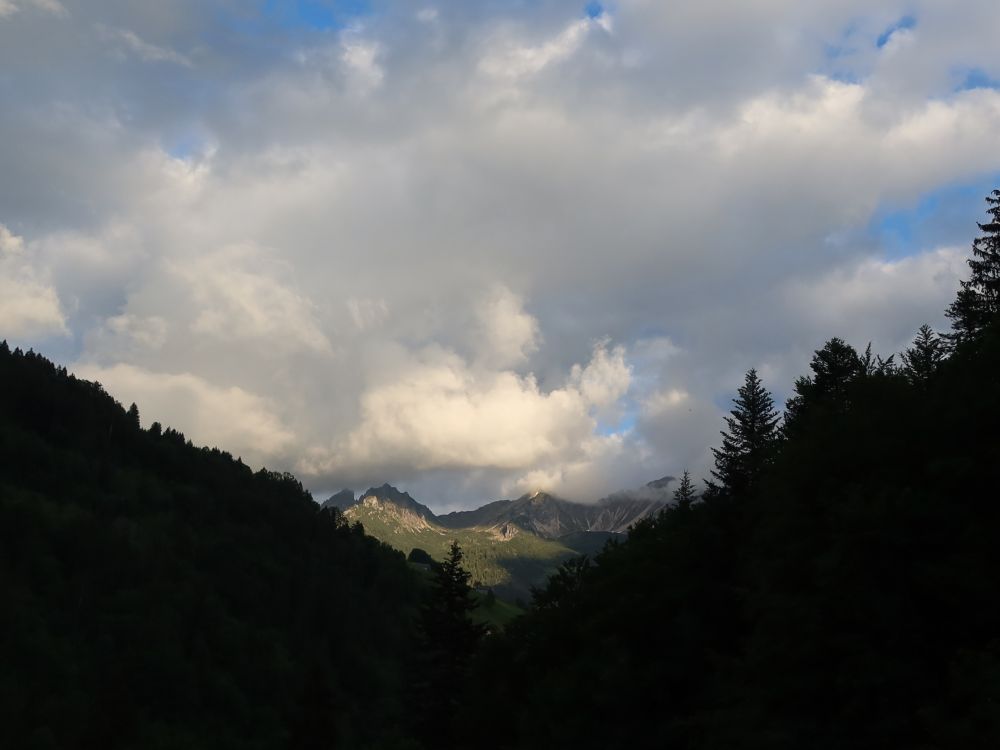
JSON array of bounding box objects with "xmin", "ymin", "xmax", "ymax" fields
[{"xmin": 2, "ymin": 0, "xmax": 999, "ymax": 510}]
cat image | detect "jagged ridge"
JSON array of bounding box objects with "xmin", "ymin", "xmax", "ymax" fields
[{"xmin": 319, "ymin": 478, "xmax": 676, "ymax": 598}]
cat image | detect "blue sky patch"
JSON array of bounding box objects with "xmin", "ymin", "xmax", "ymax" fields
[
  {"xmin": 818, "ymin": 22, "xmax": 866, "ymax": 85},
  {"xmin": 165, "ymin": 132, "xmax": 205, "ymax": 160},
  {"xmin": 597, "ymin": 411, "xmax": 636, "ymax": 437},
  {"xmin": 876, "ymin": 15, "xmax": 915, "ymax": 48},
  {"xmin": 261, "ymin": 0, "xmax": 372, "ymax": 31},
  {"xmin": 584, "ymin": 2, "xmax": 603, "ymax": 19},
  {"xmin": 954, "ymin": 67, "xmax": 1000, "ymax": 92},
  {"xmin": 871, "ymin": 175, "xmax": 1000, "ymax": 258}
]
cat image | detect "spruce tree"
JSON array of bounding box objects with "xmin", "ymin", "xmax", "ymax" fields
[
  {"xmin": 672, "ymin": 470, "xmax": 697, "ymax": 509},
  {"xmin": 784, "ymin": 337, "xmax": 863, "ymax": 430},
  {"xmin": 804, "ymin": 337, "xmax": 863, "ymax": 401},
  {"xmin": 947, "ymin": 189, "xmax": 1000, "ymax": 343},
  {"xmin": 415, "ymin": 541, "xmax": 485, "ymax": 749},
  {"xmin": 901, "ymin": 324, "xmax": 944, "ymax": 384},
  {"xmin": 708, "ymin": 369, "xmax": 780, "ymax": 497},
  {"xmin": 861, "ymin": 342, "xmax": 897, "ymax": 377}
]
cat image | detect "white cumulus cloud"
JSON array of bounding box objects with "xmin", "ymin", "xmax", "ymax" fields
[
  {"xmin": 307, "ymin": 341, "xmax": 630, "ymax": 489},
  {"xmin": 0, "ymin": 225, "xmax": 68, "ymax": 339}
]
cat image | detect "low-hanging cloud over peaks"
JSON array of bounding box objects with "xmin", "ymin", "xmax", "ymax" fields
[
  {"xmin": 313, "ymin": 338, "xmax": 630, "ymax": 479},
  {"xmin": 2, "ymin": 0, "xmax": 998, "ymax": 510}
]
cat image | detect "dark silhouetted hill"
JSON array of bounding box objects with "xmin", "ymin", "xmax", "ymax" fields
[{"xmin": 0, "ymin": 342, "xmax": 422, "ymax": 749}]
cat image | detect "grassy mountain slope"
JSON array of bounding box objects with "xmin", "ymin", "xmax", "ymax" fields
[
  {"xmin": 471, "ymin": 593, "xmax": 525, "ymax": 631},
  {"xmin": 339, "ymin": 484, "xmax": 669, "ymax": 599},
  {"xmin": 345, "ymin": 496, "xmax": 576, "ymax": 599}
]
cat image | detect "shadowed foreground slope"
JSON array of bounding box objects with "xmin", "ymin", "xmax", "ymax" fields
[
  {"xmin": 0, "ymin": 343, "xmax": 422, "ymax": 750},
  {"xmin": 465, "ymin": 324, "xmax": 1000, "ymax": 750}
]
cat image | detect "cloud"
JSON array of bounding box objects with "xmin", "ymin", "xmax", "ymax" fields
[
  {"xmin": 474, "ymin": 285, "xmax": 540, "ymax": 368},
  {"xmin": 0, "ymin": 0, "xmax": 66, "ymax": 18},
  {"xmin": 31, "ymin": 0, "xmax": 66, "ymax": 16},
  {"xmin": 96, "ymin": 24, "xmax": 193, "ymax": 67},
  {"xmin": 416, "ymin": 8, "xmax": 438, "ymax": 24},
  {"xmin": 782, "ymin": 247, "xmax": 966, "ymax": 347},
  {"xmin": 315, "ymin": 341, "xmax": 630, "ymax": 481},
  {"xmin": 478, "ymin": 17, "xmax": 597, "ymax": 81},
  {"xmin": 0, "ymin": 225, "xmax": 68, "ymax": 339},
  {"xmin": 340, "ymin": 35, "xmax": 384, "ymax": 92},
  {"xmin": 73, "ymin": 363, "xmax": 296, "ymax": 463},
  {"xmin": 172, "ymin": 244, "xmax": 333, "ymax": 355},
  {"xmin": 84, "ymin": 313, "xmax": 169, "ymax": 359},
  {"xmin": 2, "ymin": 0, "xmax": 998, "ymax": 508}
]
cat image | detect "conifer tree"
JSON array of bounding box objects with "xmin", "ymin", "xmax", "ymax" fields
[
  {"xmin": 804, "ymin": 337, "xmax": 863, "ymax": 400},
  {"xmin": 672, "ymin": 470, "xmax": 697, "ymax": 509},
  {"xmin": 947, "ymin": 189, "xmax": 1000, "ymax": 343},
  {"xmin": 126, "ymin": 402, "xmax": 140, "ymax": 429},
  {"xmin": 708, "ymin": 369, "xmax": 780, "ymax": 497},
  {"xmin": 415, "ymin": 541, "xmax": 485, "ymax": 749},
  {"xmin": 784, "ymin": 337, "xmax": 863, "ymax": 429},
  {"xmin": 424, "ymin": 541, "xmax": 481, "ymax": 634},
  {"xmin": 860, "ymin": 342, "xmax": 897, "ymax": 377},
  {"xmin": 901, "ymin": 324, "xmax": 944, "ymax": 384}
]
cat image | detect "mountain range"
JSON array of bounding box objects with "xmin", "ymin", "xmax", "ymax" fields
[{"xmin": 321, "ymin": 479, "xmax": 675, "ymax": 598}]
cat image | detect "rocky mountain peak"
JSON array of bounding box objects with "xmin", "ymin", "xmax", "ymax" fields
[
  {"xmin": 341, "ymin": 477, "xmax": 675, "ymax": 540},
  {"xmin": 321, "ymin": 488, "xmax": 357, "ymax": 511},
  {"xmin": 644, "ymin": 476, "xmax": 676, "ymax": 491},
  {"xmin": 358, "ymin": 484, "xmax": 436, "ymax": 522}
]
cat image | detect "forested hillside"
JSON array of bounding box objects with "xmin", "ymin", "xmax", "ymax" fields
[{"xmin": 0, "ymin": 345, "xmax": 423, "ymax": 749}]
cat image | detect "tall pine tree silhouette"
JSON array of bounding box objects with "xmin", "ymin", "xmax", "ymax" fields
[
  {"xmin": 947, "ymin": 189, "xmax": 1000, "ymax": 344},
  {"xmin": 415, "ymin": 541, "xmax": 485, "ymax": 750},
  {"xmin": 707, "ymin": 369, "xmax": 780, "ymax": 497},
  {"xmin": 672, "ymin": 470, "xmax": 697, "ymax": 509},
  {"xmin": 901, "ymin": 324, "xmax": 945, "ymax": 384}
]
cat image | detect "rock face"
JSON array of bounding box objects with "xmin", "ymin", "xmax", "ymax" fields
[
  {"xmin": 321, "ymin": 488, "xmax": 356, "ymax": 511},
  {"xmin": 645, "ymin": 476, "xmax": 674, "ymax": 490},
  {"xmin": 354, "ymin": 495, "xmax": 434, "ymax": 532},
  {"xmin": 438, "ymin": 480, "xmax": 675, "ymax": 539},
  {"xmin": 357, "ymin": 483, "xmax": 437, "ymax": 523},
  {"xmin": 322, "ymin": 479, "xmax": 679, "ymax": 599},
  {"xmin": 434, "ymin": 499, "xmax": 512, "ymax": 529},
  {"xmin": 506, "ymin": 492, "xmax": 595, "ymax": 538},
  {"xmin": 586, "ymin": 496, "xmax": 668, "ymax": 533},
  {"xmin": 327, "ymin": 478, "xmax": 676, "ymax": 540},
  {"xmin": 321, "ymin": 484, "xmax": 437, "ymax": 521},
  {"xmin": 490, "ymin": 522, "xmax": 520, "ymax": 541}
]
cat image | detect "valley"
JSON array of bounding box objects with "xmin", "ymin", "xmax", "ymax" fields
[{"xmin": 325, "ymin": 481, "xmax": 673, "ymax": 598}]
